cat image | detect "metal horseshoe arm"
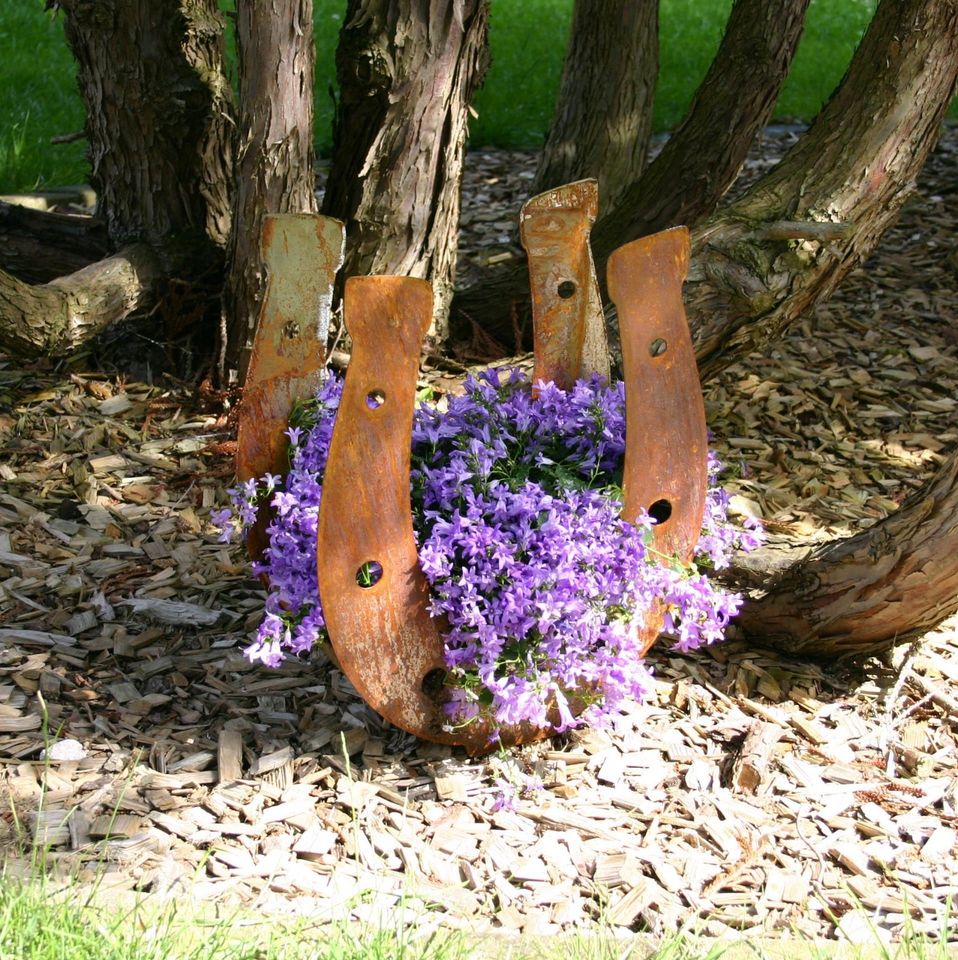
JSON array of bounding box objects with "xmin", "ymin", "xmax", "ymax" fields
[
  {"xmin": 316, "ymin": 277, "xmax": 461, "ymax": 746},
  {"xmin": 609, "ymin": 227, "xmax": 708, "ymax": 657},
  {"xmin": 608, "ymin": 227, "xmax": 708, "ymax": 565},
  {"xmin": 236, "ymin": 214, "xmax": 345, "ymax": 561},
  {"xmin": 520, "ymin": 178, "xmax": 610, "ymax": 388}
]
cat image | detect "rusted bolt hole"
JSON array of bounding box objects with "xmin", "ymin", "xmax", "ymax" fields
[
  {"xmin": 557, "ymin": 280, "xmax": 577, "ymax": 299},
  {"xmin": 356, "ymin": 560, "xmax": 383, "ymax": 588},
  {"xmin": 648, "ymin": 499, "xmax": 672, "ymax": 525},
  {"xmin": 649, "ymin": 338, "xmax": 668, "ymax": 358},
  {"xmin": 366, "ymin": 389, "xmax": 386, "ymax": 409},
  {"xmin": 421, "ymin": 668, "xmax": 446, "ymax": 698}
]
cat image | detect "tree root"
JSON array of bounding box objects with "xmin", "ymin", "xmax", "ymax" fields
[
  {"xmin": 0, "ymin": 245, "xmax": 161, "ymax": 356},
  {"xmin": 738, "ymin": 450, "xmax": 958, "ymax": 659}
]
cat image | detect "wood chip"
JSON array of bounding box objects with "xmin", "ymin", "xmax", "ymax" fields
[
  {"xmin": 249, "ymin": 746, "xmax": 294, "ymax": 777},
  {"xmin": 89, "ymin": 814, "xmax": 142, "ymax": 839},
  {"xmin": 217, "ymin": 729, "xmax": 244, "ymax": 782},
  {"xmin": 731, "ymin": 721, "xmax": 783, "ymax": 793},
  {"xmin": 920, "ymin": 826, "xmax": 956, "ymax": 861},
  {"xmin": 120, "ymin": 598, "xmax": 223, "ymax": 626},
  {"xmin": 435, "ymin": 776, "xmax": 468, "ymax": 802}
]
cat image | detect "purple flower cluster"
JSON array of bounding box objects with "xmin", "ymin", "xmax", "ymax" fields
[
  {"xmin": 219, "ymin": 368, "xmax": 760, "ymax": 737},
  {"xmin": 699, "ymin": 449, "xmax": 764, "ymax": 571},
  {"xmin": 214, "ymin": 376, "xmax": 342, "ymax": 668}
]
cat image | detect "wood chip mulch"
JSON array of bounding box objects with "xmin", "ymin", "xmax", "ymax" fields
[{"xmin": 1, "ymin": 125, "xmax": 957, "ymax": 946}]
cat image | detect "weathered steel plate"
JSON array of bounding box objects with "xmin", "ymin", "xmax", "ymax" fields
[
  {"xmin": 235, "ymin": 214, "xmax": 345, "ymax": 561},
  {"xmin": 520, "ymin": 179, "xmax": 610, "ymax": 389},
  {"xmin": 608, "ymin": 227, "xmax": 708, "ymax": 655}
]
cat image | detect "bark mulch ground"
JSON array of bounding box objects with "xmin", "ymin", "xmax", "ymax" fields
[{"xmin": 1, "ymin": 126, "xmax": 957, "ymax": 947}]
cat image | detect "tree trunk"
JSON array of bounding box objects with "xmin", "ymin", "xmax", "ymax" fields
[
  {"xmin": 220, "ymin": 0, "xmax": 319, "ymax": 385},
  {"xmin": 0, "ymin": 0, "xmax": 235, "ymax": 357},
  {"xmin": 60, "ymin": 0, "xmax": 233, "ymax": 267},
  {"xmin": 685, "ymin": 0, "xmax": 958, "ymax": 382},
  {"xmin": 532, "ymin": 0, "xmax": 658, "ymax": 212},
  {"xmin": 322, "ymin": 0, "xmax": 490, "ymax": 343},
  {"xmin": 738, "ymin": 449, "xmax": 958, "ymax": 659},
  {"xmin": 451, "ymin": 0, "xmax": 809, "ymax": 351}
]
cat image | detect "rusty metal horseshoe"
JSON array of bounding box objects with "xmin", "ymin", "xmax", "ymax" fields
[{"xmin": 239, "ymin": 209, "xmax": 708, "ymax": 751}]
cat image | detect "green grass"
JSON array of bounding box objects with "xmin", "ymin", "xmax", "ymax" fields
[
  {"xmin": 0, "ymin": 2, "xmax": 87, "ymax": 191},
  {"xmin": 470, "ymin": 0, "xmax": 878, "ymax": 149},
  {"xmin": 1, "ymin": 867, "xmax": 957, "ymax": 960},
  {"xmin": 0, "ymin": 871, "xmax": 470, "ymax": 960},
  {"xmin": 0, "ymin": 0, "xmax": 883, "ymax": 191}
]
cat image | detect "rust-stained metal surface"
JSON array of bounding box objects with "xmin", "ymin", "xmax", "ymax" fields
[
  {"xmin": 236, "ymin": 214, "xmax": 345, "ymax": 561},
  {"xmin": 608, "ymin": 227, "xmax": 708, "ymax": 655},
  {"xmin": 315, "ymin": 277, "xmax": 462, "ymax": 747},
  {"xmin": 520, "ymin": 179, "xmax": 610, "ymax": 389}
]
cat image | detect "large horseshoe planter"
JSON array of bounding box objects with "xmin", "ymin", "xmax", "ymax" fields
[{"xmin": 238, "ymin": 185, "xmax": 707, "ymax": 753}]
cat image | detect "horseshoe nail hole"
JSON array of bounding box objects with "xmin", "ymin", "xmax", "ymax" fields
[
  {"xmin": 648, "ymin": 499, "xmax": 673, "ymax": 525},
  {"xmin": 649, "ymin": 338, "xmax": 668, "ymax": 358},
  {"xmin": 366, "ymin": 389, "xmax": 386, "ymax": 409},
  {"xmin": 356, "ymin": 560, "xmax": 383, "ymax": 588},
  {"xmin": 557, "ymin": 280, "xmax": 577, "ymax": 300},
  {"xmin": 421, "ymin": 668, "xmax": 446, "ymax": 699}
]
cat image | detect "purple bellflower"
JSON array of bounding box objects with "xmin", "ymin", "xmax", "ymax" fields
[{"xmin": 219, "ymin": 369, "xmax": 761, "ymax": 738}]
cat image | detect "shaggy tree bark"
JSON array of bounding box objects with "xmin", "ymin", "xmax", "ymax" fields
[
  {"xmin": 451, "ymin": 0, "xmax": 810, "ymax": 349},
  {"xmin": 60, "ymin": 0, "xmax": 233, "ymax": 264},
  {"xmin": 738, "ymin": 449, "xmax": 958, "ymax": 659},
  {"xmin": 0, "ymin": 0, "xmax": 234, "ymax": 358},
  {"xmin": 685, "ymin": 0, "xmax": 958, "ymax": 381},
  {"xmin": 322, "ymin": 0, "xmax": 490, "ymax": 341},
  {"xmin": 532, "ymin": 0, "xmax": 658, "ymax": 211},
  {"xmin": 220, "ymin": 0, "xmax": 318, "ymax": 384}
]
